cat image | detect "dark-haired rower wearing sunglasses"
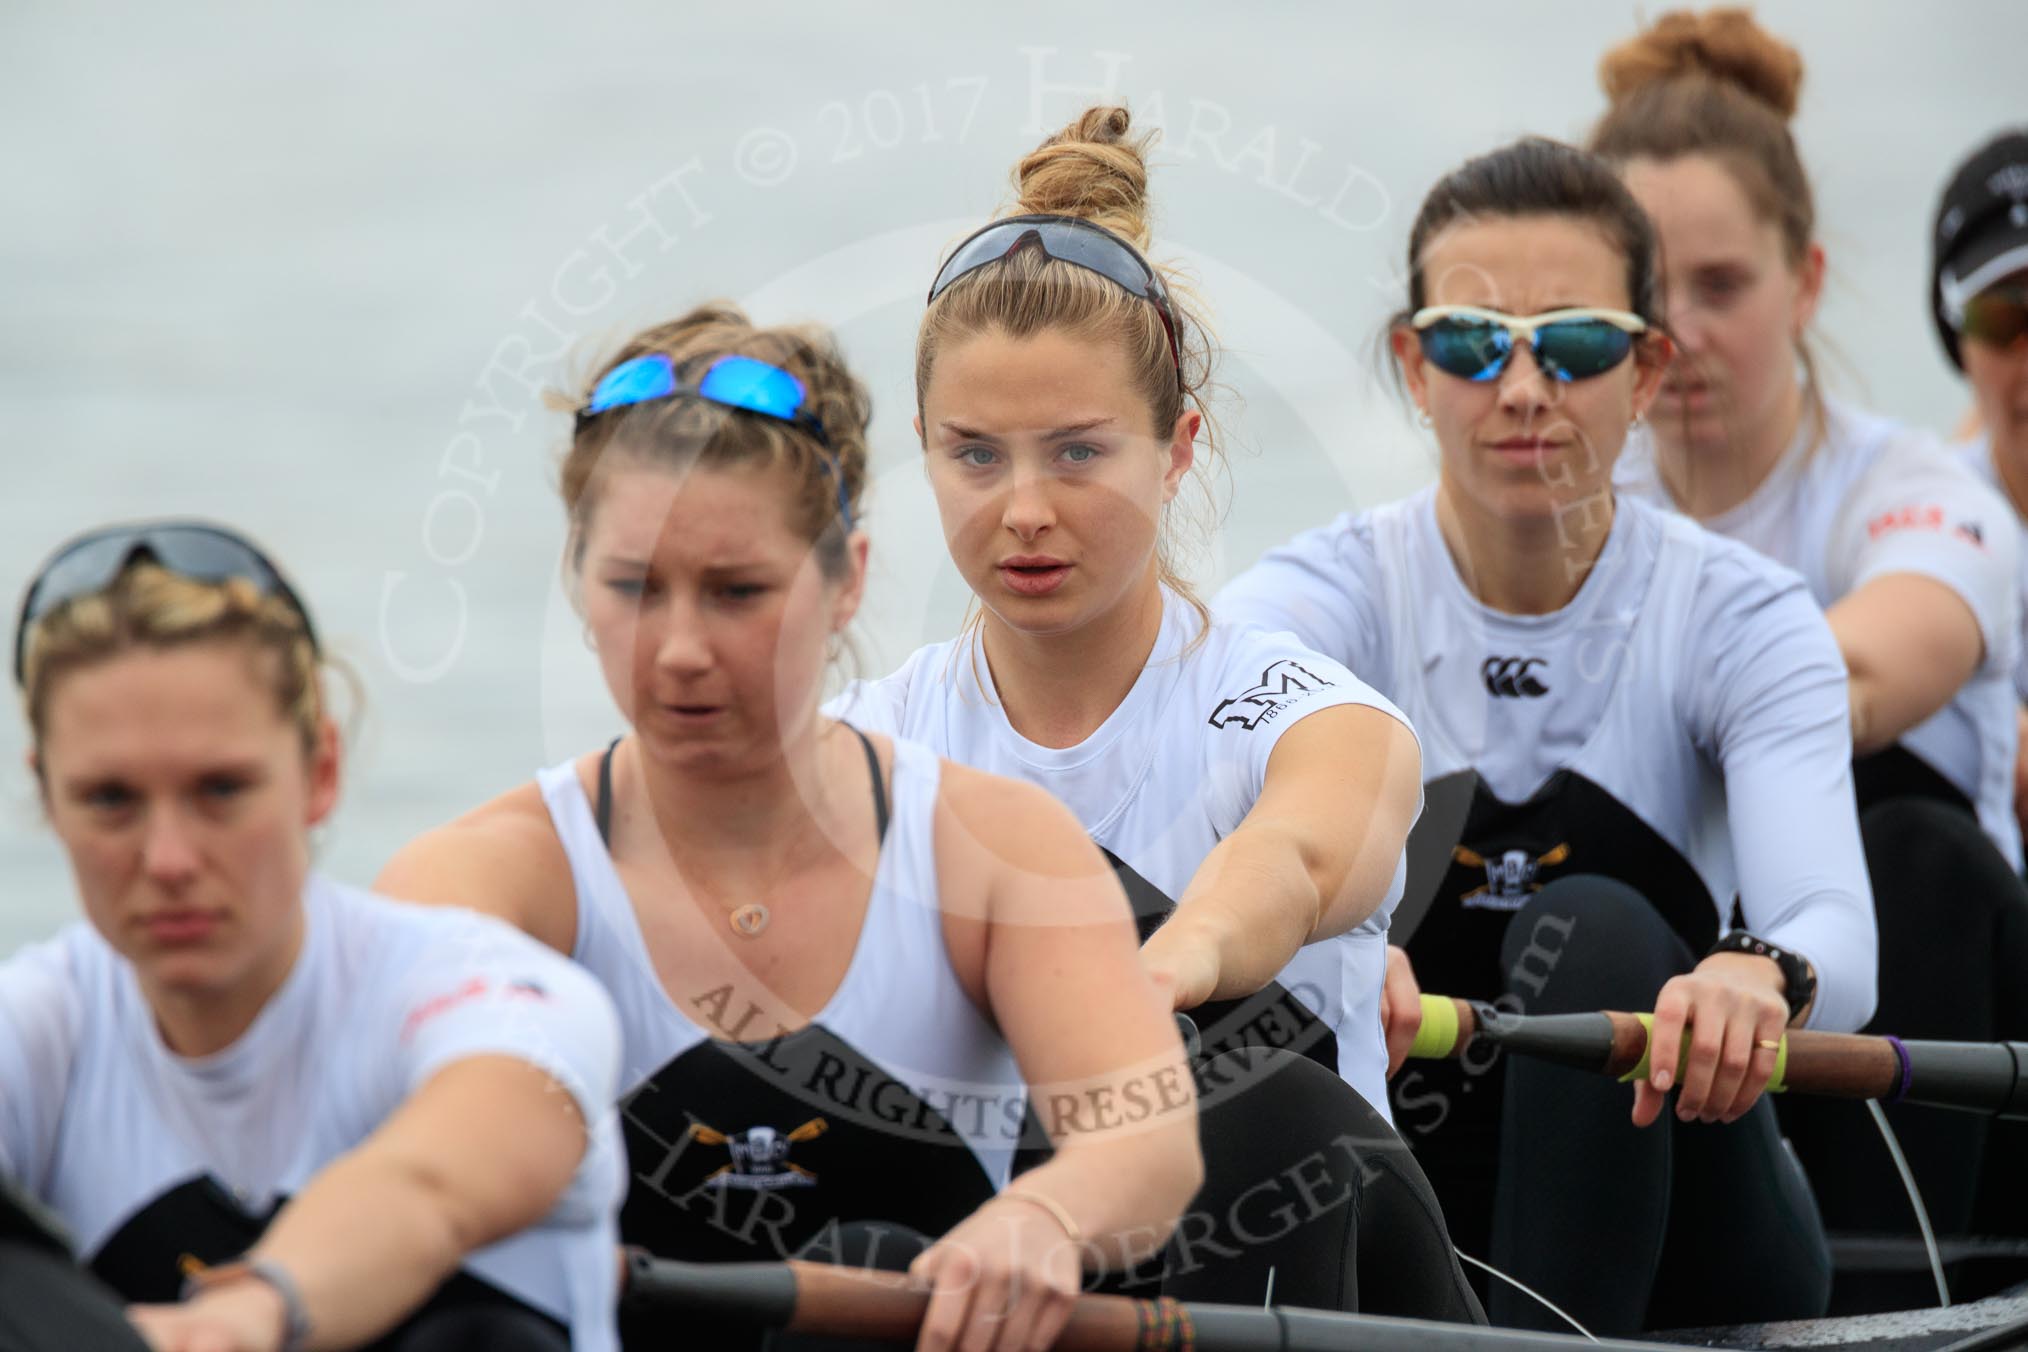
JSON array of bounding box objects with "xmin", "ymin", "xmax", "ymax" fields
[
  {"xmin": 1, "ymin": 522, "xmax": 628, "ymax": 1351},
  {"xmin": 1218, "ymin": 138, "xmax": 1876, "ymax": 1336},
  {"xmin": 1936, "ymin": 129, "xmax": 2028, "ymax": 833}
]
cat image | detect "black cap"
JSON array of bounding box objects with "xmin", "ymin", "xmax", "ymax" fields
[{"xmin": 1933, "ymin": 128, "xmax": 2028, "ymax": 371}]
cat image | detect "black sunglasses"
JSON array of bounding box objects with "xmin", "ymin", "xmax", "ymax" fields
[
  {"xmin": 926, "ymin": 214, "xmax": 1182, "ymax": 384},
  {"xmin": 13, "ymin": 521, "xmax": 320, "ymax": 687}
]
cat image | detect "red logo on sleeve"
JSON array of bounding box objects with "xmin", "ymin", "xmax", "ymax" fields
[
  {"xmin": 1867, "ymin": 505, "xmax": 1946, "ymax": 538},
  {"xmin": 400, "ymin": 977, "xmax": 489, "ymax": 1042}
]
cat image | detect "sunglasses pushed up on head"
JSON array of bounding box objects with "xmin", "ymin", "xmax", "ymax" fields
[
  {"xmin": 576, "ymin": 351, "xmax": 854, "ymax": 528},
  {"xmin": 926, "ymin": 214, "xmax": 1183, "ymax": 386},
  {"xmin": 1412, "ymin": 305, "xmax": 1651, "ymax": 384},
  {"xmin": 13, "ymin": 521, "xmax": 319, "ymax": 687}
]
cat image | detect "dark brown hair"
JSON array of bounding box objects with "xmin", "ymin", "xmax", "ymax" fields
[{"xmin": 1393, "ymin": 136, "xmax": 1666, "ymax": 331}]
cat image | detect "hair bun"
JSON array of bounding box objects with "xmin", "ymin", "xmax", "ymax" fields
[
  {"xmin": 1011, "ymin": 105, "xmax": 1155, "ymax": 250},
  {"xmin": 1600, "ymin": 7, "xmax": 1803, "ymax": 121}
]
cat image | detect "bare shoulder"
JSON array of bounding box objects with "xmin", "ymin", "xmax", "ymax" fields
[
  {"xmin": 375, "ymin": 772, "xmax": 582, "ymax": 956},
  {"xmin": 932, "ymin": 759, "xmax": 1107, "ymax": 881}
]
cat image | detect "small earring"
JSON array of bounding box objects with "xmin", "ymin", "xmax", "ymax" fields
[
  {"xmin": 1417, "ymin": 409, "xmax": 1433, "ymax": 428},
  {"xmin": 1630, "ymin": 412, "xmax": 1645, "ymax": 429}
]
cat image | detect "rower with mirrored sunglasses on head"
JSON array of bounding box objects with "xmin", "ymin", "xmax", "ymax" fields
[
  {"xmin": 1216, "ymin": 135, "xmax": 1876, "ymax": 1337},
  {"xmin": 1587, "ymin": 8, "xmax": 2028, "ymax": 1288},
  {"xmin": 377, "ymin": 303, "xmax": 1202, "ymax": 1352},
  {"xmin": 1, "ymin": 521, "xmax": 628, "ymax": 1352},
  {"xmin": 823, "ymin": 104, "xmax": 1484, "ymax": 1324}
]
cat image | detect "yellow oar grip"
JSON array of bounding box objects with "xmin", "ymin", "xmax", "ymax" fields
[
  {"xmin": 1409, "ymin": 993, "xmax": 1461, "ymax": 1059},
  {"xmin": 1616, "ymin": 1012, "xmax": 1789, "ymax": 1091}
]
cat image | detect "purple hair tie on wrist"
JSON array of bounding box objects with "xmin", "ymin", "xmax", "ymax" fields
[{"xmin": 1884, "ymin": 1034, "xmax": 1914, "ymax": 1105}]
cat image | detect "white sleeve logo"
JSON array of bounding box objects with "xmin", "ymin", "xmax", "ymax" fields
[{"xmin": 1207, "ymin": 659, "xmax": 1335, "ymax": 730}]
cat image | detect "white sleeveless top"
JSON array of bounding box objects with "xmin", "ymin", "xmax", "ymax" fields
[
  {"xmin": 536, "ymin": 734, "xmax": 1024, "ymax": 1193},
  {"xmin": 1618, "ymin": 397, "xmax": 2022, "ymax": 865},
  {"xmin": 1216, "ymin": 490, "xmax": 1877, "ymax": 1033},
  {"xmin": 0, "ymin": 877, "xmax": 627, "ymax": 1351},
  {"xmin": 829, "ymin": 590, "xmax": 1417, "ymax": 1121}
]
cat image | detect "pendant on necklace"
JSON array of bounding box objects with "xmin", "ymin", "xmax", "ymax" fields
[{"xmin": 729, "ymin": 902, "xmax": 771, "ymax": 938}]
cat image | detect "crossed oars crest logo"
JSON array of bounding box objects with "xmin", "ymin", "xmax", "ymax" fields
[{"xmin": 686, "ymin": 1117, "xmax": 830, "ymax": 1190}]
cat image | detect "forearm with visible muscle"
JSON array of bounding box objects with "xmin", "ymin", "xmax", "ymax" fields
[
  {"xmin": 247, "ymin": 1150, "xmax": 484, "ymax": 1349},
  {"xmin": 1167, "ymin": 822, "xmax": 1323, "ymax": 1001}
]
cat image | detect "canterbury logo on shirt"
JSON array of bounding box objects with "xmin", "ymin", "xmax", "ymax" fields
[
  {"xmin": 1207, "ymin": 659, "xmax": 1335, "ymax": 730},
  {"xmin": 1482, "ymin": 657, "xmax": 1549, "ymax": 698},
  {"xmin": 1866, "ymin": 503, "xmax": 1989, "ymax": 550}
]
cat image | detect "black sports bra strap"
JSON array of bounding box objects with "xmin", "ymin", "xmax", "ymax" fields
[
  {"xmin": 595, "ymin": 737, "xmax": 620, "ymax": 849},
  {"xmin": 848, "ymin": 723, "xmax": 890, "ymax": 844}
]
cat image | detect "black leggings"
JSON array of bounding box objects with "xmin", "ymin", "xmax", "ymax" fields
[
  {"xmin": 1153, "ymin": 1047, "xmax": 1482, "ymax": 1321},
  {"xmin": 1777, "ymin": 798, "xmax": 2028, "ymax": 1280},
  {"xmin": 767, "ymin": 1050, "xmax": 1486, "ymax": 1349},
  {"xmin": 1404, "ymin": 877, "xmax": 1831, "ymax": 1335}
]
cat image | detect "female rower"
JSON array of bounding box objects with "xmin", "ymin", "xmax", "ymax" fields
[
  {"xmin": 0, "ymin": 521, "xmax": 627, "ymax": 1351},
  {"xmin": 1934, "ymin": 129, "xmax": 2028, "ymax": 828},
  {"xmin": 1216, "ymin": 136, "xmax": 1877, "ymax": 1335},
  {"xmin": 378, "ymin": 303, "xmax": 1202, "ymax": 1352},
  {"xmin": 826, "ymin": 106, "xmax": 1482, "ymax": 1322},
  {"xmin": 1932, "ymin": 128, "xmax": 2028, "ymax": 1248},
  {"xmin": 1589, "ymin": 7, "xmax": 2028, "ymax": 1268}
]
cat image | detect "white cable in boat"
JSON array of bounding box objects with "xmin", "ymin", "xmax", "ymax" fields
[
  {"xmin": 1454, "ymin": 1248, "xmax": 1598, "ymax": 1343},
  {"xmin": 1867, "ymin": 1098, "xmax": 1950, "ymax": 1308}
]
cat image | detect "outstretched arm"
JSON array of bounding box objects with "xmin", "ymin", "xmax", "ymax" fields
[
  {"xmin": 129, "ymin": 1056, "xmax": 595, "ymax": 1351},
  {"xmin": 1832, "ymin": 573, "xmax": 1985, "ymax": 754},
  {"xmin": 1143, "ymin": 704, "xmax": 1421, "ymax": 1008},
  {"xmin": 912, "ymin": 767, "xmax": 1200, "ymax": 1352}
]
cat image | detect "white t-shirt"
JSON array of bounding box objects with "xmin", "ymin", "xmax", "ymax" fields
[
  {"xmin": 0, "ymin": 877, "xmax": 626, "ymax": 1351},
  {"xmin": 1618, "ymin": 396, "xmax": 2022, "ymax": 866},
  {"xmin": 1953, "ymin": 432, "xmax": 2028, "ymax": 705},
  {"xmin": 1215, "ymin": 490, "xmax": 1876, "ymax": 1033},
  {"xmin": 829, "ymin": 589, "xmax": 1418, "ymax": 1120}
]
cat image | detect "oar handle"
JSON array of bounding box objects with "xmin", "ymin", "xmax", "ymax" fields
[
  {"xmin": 624, "ymin": 1252, "xmax": 1686, "ymax": 1351},
  {"xmin": 623, "ymin": 1253, "xmax": 1170, "ymax": 1350},
  {"xmin": 1409, "ymin": 995, "xmax": 1905, "ymax": 1100}
]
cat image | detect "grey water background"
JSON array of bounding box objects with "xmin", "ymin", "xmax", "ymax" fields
[{"xmin": 4, "ymin": 2, "xmax": 2023, "ymax": 955}]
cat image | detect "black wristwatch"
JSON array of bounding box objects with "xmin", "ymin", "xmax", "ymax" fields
[{"xmin": 1708, "ymin": 930, "xmax": 1816, "ymax": 1023}]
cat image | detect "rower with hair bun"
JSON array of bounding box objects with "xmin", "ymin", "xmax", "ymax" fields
[
  {"xmin": 0, "ymin": 521, "xmax": 629, "ymax": 1351},
  {"xmin": 830, "ymin": 104, "xmax": 1484, "ymax": 1323},
  {"xmin": 1590, "ymin": 6, "xmax": 2028, "ymax": 1290}
]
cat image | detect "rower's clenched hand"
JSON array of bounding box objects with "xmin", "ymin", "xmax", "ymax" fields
[
  {"xmin": 910, "ymin": 1194, "xmax": 1082, "ymax": 1352},
  {"xmin": 1634, "ymin": 953, "xmax": 1790, "ymax": 1128},
  {"xmin": 1139, "ymin": 924, "xmax": 1221, "ymax": 1012},
  {"xmin": 128, "ymin": 1280, "xmax": 289, "ymax": 1352},
  {"xmin": 1380, "ymin": 944, "xmax": 1423, "ymax": 1077}
]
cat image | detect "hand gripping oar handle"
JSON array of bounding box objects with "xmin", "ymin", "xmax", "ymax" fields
[
  {"xmin": 621, "ymin": 1250, "xmax": 1679, "ymax": 1351},
  {"xmin": 1409, "ymin": 995, "xmax": 2028, "ymax": 1118}
]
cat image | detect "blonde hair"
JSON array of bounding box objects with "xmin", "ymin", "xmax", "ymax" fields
[
  {"xmin": 1590, "ymin": 7, "xmax": 1827, "ymax": 442},
  {"xmin": 916, "ymin": 105, "xmax": 1224, "ymax": 632},
  {"xmin": 559, "ymin": 302, "xmax": 870, "ymax": 584},
  {"xmin": 21, "ymin": 563, "xmax": 325, "ymax": 754}
]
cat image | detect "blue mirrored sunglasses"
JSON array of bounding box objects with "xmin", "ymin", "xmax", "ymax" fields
[{"xmin": 577, "ymin": 353, "xmax": 853, "ymax": 527}]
